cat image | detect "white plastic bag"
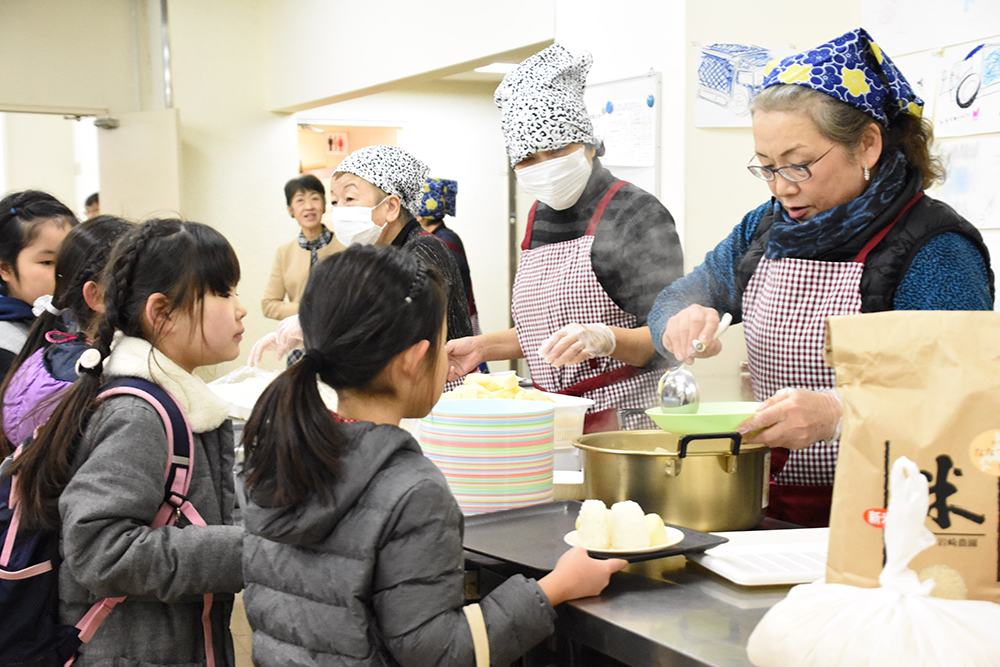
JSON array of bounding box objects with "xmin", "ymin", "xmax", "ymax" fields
[{"xmin": 747, "ymin": 457, "xmax": 1000, "ymax": 667}]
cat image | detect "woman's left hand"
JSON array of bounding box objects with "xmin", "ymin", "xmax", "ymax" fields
[
  {"xmin": 537, "ymin": 323, "xmax": 616, "ymax": 367},
  {"xmin": 736, "ymin": 388, "xmax": 842, "ymax": 450}
]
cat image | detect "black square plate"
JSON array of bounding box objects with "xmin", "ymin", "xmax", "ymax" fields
[{"xmin": 463, "ymin": 501, "xmax": 728, "ymax": 570}]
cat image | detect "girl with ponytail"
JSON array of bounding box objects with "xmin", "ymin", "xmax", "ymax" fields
[
  {"xmin": 5, "ymin": 218, "xmax": 247, "ymax": 665},
  {"xmin": 0, "ymin": 216, "xmax": 132, "ymax": 457},
  {"xmin": 240, "ymin": 244, "xmax": 624, "ymax": 667}
]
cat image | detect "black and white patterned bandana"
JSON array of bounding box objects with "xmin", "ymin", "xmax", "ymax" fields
[
  {"xmin": 494, "ymin": 44, "xmax": 597, "ymax": 169},
  {"xmin": 334, "ymin": 145, "xmax": 429, "ymax": 217},
  {"xmin": 297, "ymin": 227, "xmax": 333, "ymax": 266}
]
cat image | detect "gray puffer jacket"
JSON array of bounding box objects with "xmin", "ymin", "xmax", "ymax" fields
[
  {"xmin": 239, "ymin": 421, "xmax": 556, "ymax": 666},
  {"xmin": 58, "ymin": 336, "xmax": 244, "ymax": 666}
]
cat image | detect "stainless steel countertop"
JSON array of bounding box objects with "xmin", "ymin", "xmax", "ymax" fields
[{"xmin": 467, "ymin": 551, "xmax": 792, "ymax": 667}]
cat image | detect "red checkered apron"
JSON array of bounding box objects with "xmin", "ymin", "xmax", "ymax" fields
[
  {"xmin": 512, "ymin": 181, "xmax": 659, "ymax": 432},
  {"xmin": 743, "ymin": 193, "xmax": 922, "ymax": 526}
]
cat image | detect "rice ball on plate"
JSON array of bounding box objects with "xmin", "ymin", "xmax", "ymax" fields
[
  {"xmin": 610, "ymin": 501, "xmax": 651, "ymax": 549},
  {"xmin": 577, "ymin": 499, "xmax": 611, "ymax": 549}
]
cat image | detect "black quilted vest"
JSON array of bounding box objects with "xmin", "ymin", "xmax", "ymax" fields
[{"xmin": 735, "ymin": 177, "xmax": 994, "ymax": 312}]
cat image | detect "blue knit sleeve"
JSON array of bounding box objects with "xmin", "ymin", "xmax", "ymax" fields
[
  {"xmin": 894, "ymin": 233, "xmax": 993, "ymax": 310},
  {"xmin": 648, "ymin": 202, "xmax": 770, "ymax": 358}
]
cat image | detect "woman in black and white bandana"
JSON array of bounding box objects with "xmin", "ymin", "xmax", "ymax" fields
[
  {"xmin": 446, "ymin": 44, "xmax": 684, "ymax": 433},
  {"xmin": 249, "ymin": 146, "xmax": 472, "ymax": 366}
]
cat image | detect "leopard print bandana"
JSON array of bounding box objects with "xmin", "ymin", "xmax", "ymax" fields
[
  {"xmin": 495, "ymin": 44, "xmax": 597, "ymax": 169},
  {"xmin": 334, "ymin": 145, "xmax": 429, "ymax": 217}
]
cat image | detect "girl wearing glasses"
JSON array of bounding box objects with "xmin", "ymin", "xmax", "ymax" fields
[{"xmin": 648, "ymin": 28, "xmax": 994, "ymax": 528}]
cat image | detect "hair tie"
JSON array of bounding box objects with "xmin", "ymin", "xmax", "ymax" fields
[
  {"xmin": 75, "ymin": 347, "xmax": 104, "ymax": 377},
  {"xmin": 404, "ymin": 265, "xmax": 427, "ymax": 304},
  {"xmin": 302, "ymin": 348, "xmax": 326, "ymax": 368},
  {"xmin": 32, "ymin": 294, "xmax": 63, "ymax": 317},
  {"xmin": 9, "ymin": 208, "xmax": 16, "ymax": 216}
]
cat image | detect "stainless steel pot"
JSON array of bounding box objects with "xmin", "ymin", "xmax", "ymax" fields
[{"xmin": 573, "ymin": 430, "xmax": 771, "ymax": 532}]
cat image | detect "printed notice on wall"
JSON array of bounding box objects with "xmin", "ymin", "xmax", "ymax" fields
[{"xmin": 589, "ymin": 96, "xmax": 656, "ymax": 167}]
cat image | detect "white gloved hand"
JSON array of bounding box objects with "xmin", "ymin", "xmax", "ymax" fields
[
  {"xmin": 537, "ymin": 323, "xmax": 616, "ymax": 368},
  {"xmin": 247, "ymin": 315, "xmax": 303, "ymax": 367}
]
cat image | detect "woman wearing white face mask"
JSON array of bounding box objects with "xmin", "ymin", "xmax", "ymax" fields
[
  {"xmin": 249, "ymin": 146, "xmax": 473, "ymax": 364},
  {"xmin": 446, "ymin": 44, "xmax": 683, "ymax": 433}
]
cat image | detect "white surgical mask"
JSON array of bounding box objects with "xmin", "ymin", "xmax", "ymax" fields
[
  {"xmin": 515, "ymin": 148, "xmax": 592, "ymax": 210},
  {"xmin": 330, "ymin": 196, "xmax": 390, "ymax": 246}
]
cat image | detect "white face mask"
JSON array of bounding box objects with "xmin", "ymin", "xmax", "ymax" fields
[
  {"xmin": 330, "ymin": 196, "xmax": 390, "ymax": 246},
  {"xmin": 515, "ymin": 147, "xmax": 592, "ymax": 211}
]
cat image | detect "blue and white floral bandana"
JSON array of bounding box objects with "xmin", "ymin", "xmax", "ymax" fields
[
  {"xmin": 762, "ymin": 28, "xmax": 923, "ymax": 126},
  {"xmin": 418, "ymin": 178, "xmax": 457, "ymax": 220},
  {"xmin": 495, "ymin": 44, "xmax": 597, "ymax": 168}
]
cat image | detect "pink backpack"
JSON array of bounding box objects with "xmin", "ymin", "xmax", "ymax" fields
[{"xmin": 0, "ymin": 377, "xmax": 216, "ymax": 667}]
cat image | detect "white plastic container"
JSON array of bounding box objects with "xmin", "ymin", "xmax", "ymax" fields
[{"xmin": 546, "ymin": 393, "xmax": 594, "ymax": 471}]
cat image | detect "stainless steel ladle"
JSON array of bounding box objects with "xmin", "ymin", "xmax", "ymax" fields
[{"xmin": 657, "ymin": 313, "xmax": 733, "ymax": 413}]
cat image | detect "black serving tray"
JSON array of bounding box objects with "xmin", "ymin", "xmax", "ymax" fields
[{"xmin": 463, "ymin": 500, "xmax": 729, "ymax": 570}]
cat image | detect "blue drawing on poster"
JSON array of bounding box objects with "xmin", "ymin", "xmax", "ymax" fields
[
  {"xmin": 942, "ymin": 42, "xmax": 1000, "ymax": 110},
  {"xmin": 697, "ymin": 44, "xmax": 772, "ymax": 116}
]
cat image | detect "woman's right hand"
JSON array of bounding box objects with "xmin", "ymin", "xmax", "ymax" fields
[
  {"xmin": 445, "ymin": 336, "xmax": 485, "ymax": 382},
  {"xmin": 662, "ymin": 305, "xmax": 724, "ymax": 364},
  {"xmin": 538, "ymin": 547, "xmax": 627, "ymax": 606}
]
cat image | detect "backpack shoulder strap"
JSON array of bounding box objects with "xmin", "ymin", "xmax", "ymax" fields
[
  {"xmin": 97, "ymin": 378, "xmax": 204, "ymax": 529},
  {"xmin": 78, "ymin": 378, "xmax": 216, "ymax": 667}
]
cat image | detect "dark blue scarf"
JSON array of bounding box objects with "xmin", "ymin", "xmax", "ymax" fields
[
  {"xmin": 765, "ymin": 149, "xmax": 909, "ymax": 260},
  {"xmin": 0, "ymin": 295, "xmax": 34, "ymax": 321}
]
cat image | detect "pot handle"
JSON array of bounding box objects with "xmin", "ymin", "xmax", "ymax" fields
[{"xmin": 677, "ymin": 432, "xmax": 742, "ymax": 459}]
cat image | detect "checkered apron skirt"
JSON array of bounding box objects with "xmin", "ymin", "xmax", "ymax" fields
[
  {"xmin": 743, "ymin": 257, "xmax": 863, "ymax": 485},
  {"xmin": 742, "ymin": 193, "xmax": 921, "ymax": 486},
  {"xmin": 512, "ymin": 181, "xmax": 658, "ymax": 431}
]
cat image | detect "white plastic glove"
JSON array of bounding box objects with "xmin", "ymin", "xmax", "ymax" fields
[
  {"xmin": 247, "ymin": 315, "xmax": 303, "ymax": 367},
  {"xmin": 737, "ymin": 387, "xmax": 842, "ymax": 450},
  {"xmin": 537, "ymin": 323, "xmax": 616, "ymax": 368}
]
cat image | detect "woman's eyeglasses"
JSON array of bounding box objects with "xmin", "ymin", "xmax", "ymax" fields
[{"xmin": 747, "ymin": 145, "xmax": 835, "ymax": 183}]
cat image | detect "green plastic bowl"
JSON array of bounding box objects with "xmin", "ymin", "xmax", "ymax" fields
[{"xmin": 645, "ymin": 401, "xmax": 761, "ymax": 436}]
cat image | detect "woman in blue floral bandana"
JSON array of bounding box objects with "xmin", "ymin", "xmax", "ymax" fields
[{"xmin": 649, "ymin": 28, "xmax": 994, "ymax": 528}]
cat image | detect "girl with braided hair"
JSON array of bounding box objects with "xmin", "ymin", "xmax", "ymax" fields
[
  {"xmin": 5, "ymin": 219, "xmax": 247, "ymax": 665},
  {"xmin": 239, "ymin": 244, "xmax": 624, "ymax": 666},
  {"xmin": 0, "ymin": 190, "xmax": 78, "ymax": 378},
  {"xmin": 0, "ymin": 216, "xmax": 132, "ymax": 457}
]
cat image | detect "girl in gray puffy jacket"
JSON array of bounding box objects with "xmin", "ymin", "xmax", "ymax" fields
[
  {"xmin": 8, "ymin": 219, "xmax": 248, "ymax": 665},
  {"xmin": 240, "ymin": 245, "xmax": 625, "ymax": 666}
]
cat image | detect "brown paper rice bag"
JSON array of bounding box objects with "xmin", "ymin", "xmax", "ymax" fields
[{"xmin": 824, "ymin": 311, "xmax": 1000, "ymax": 603}]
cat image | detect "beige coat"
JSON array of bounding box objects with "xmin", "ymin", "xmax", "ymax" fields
[{"xmin": 261, "ymin": 234, "xmax": 344, "ymax": 320}]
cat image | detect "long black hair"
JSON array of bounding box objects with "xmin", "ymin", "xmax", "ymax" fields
[
  {"xmin": 8, "ymin": 219, "xmax": 241, "ymax": 530},
  {"xmin": 0, "ymin": 216, "xmax": 132, "ymax": 457},
  {"xmin": 0, "ymin": 190, "xmax": 78, "ymax": 297},
  {"xmin": 242, "ymin": 245, "xmax": 446, "ymax": 507}
]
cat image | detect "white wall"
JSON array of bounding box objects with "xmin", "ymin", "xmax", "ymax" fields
[
  {"xmin": 0, "ymin": 0, "xmax": 139, "ymax": 116},
  {"xmin": 262, "ymin": 0, "xmax": 556, "ymax": 111},
  {"xmin": 554, "ymin": 0, "xmax": 687, "ymax": 239},
  {"xmin": 166, "ymin": 0, "xmax": 300, "ymax": 378},
  {"xmin": 1, "ymin": 113, "xmax": 78, "ymax": 214},
  {"xmin": 299, "ymin": 80, "xmax": 514, "ymax": 345}
]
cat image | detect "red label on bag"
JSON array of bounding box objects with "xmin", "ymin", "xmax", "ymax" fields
[{"xmin": 863, "ymin": 508, "xmax": 887, "ymax": 528}]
